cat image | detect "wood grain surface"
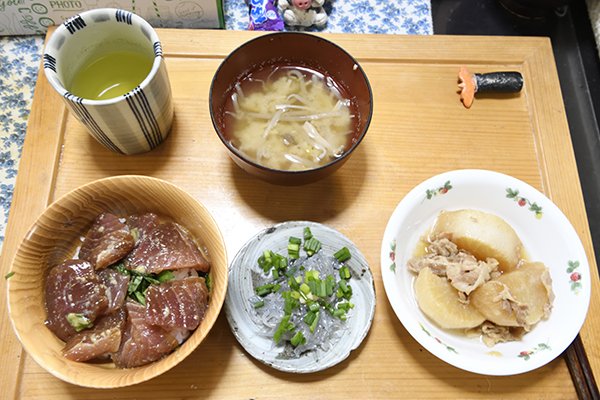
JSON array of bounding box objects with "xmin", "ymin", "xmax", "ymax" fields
[{"xmin": 0, "ymin": 29, "xmax": 598, "ymax": 399}]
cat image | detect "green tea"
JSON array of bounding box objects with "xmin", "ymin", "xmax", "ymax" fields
[{"xmin": 69, "ymin": 51, "xmax": 153, "ymax": 100}]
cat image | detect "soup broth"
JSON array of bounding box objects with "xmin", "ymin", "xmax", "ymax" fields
[{"xmin": 222, "ymin": 64, "xmax": 356, "ymax": 171}]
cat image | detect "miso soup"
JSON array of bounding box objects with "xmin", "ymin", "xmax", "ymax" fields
[{"xmin": 222, "ymin": 64, "xmax": 356, "ymax": 171}]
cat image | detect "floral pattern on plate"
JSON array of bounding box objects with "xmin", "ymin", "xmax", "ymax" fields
[
  {"xmin": 380, "ymin": 169, "xmax": 591, "ymax": 375},
  {"xmin": 506, "ymin": 188, "xmax": 543, "ymax": 219}
]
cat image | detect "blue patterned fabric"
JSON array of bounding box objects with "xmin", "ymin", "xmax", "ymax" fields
[
  {"xmin": 0, "ymin": 1, "xmax": 431, "ymax": 249},
  {"xmin": 0, "ymin": 36, "xmax": 44, "ymax": 245},
  {"xmin": 227, "ymin": 0, "xmax": 433, "ymax": 34}
]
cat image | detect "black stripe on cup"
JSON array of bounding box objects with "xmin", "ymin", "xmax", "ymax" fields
[
  {"xmin": 43, "ymin": 54, "xmax": 56, "ymax": 72},
  {"xmin": 115, "ymin": 10, "xmax": 133, "ymax": 25},
  {"xmin": 153, "ymin": 42, "xmax": 163, "ymax": 58},
  {"xmin": 125, "ymin": 86, "xmax": 163, "ymax": 149},
  {"xmin": 64, "ymin": 15, "xmax": 86, "ymax": 34},
  {"xmin": 64, "ymin": 92, "xmax": 124, "ymax": 154}
]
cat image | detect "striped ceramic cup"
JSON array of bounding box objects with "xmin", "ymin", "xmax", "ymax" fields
[{"xmin": 43, "ymin": 9, "xmax": 173, "ymax": 155}]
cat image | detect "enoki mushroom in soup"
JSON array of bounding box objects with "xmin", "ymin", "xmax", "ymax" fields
[{"xmin": 223, "ymin": 65, "xmax": 355, "ymax": 171}]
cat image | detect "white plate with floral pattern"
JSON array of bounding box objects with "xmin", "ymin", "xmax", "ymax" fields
[{"xmin": 380, "ymin": 169, "xmax": 591, "ymax": 375}]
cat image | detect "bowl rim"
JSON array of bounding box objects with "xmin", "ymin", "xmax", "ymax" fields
[
  {"xmin": 208, "ymin": 31, "xmax": 373, "ymax": 176},
  {"xmin": 6, "ymin": 174, "xmax": 228, "ymax": 388}
]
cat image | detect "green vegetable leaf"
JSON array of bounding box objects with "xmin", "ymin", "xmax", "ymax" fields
[{"xmin": 66, "ymin": 313, "xmax": 93, "ymax": 332}]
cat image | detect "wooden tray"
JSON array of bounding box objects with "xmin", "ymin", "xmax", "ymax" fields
[{"xmin": 1, "ymin": 29, "xmax": 599, "ymax": 399}]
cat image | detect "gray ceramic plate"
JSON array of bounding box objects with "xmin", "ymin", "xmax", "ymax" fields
[{"xmin": 225, "ymin": 221, "xmax": 376, "ymax": 373}]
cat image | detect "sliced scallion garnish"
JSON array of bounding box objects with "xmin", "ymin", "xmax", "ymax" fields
[
  {"xmin": 288, "ymin": 236, "xmax": 301, "ymax": 259},
  {"xmin": 253, "ymin": 300, "xmax": 265, "ymax": 309},
  {"xmin": 290, "ymin": 330, "xmax": 306, "ymax": 347},
  {"xmin": 303, "ymin": 237, "xmax": 321, "ymax": 256},
  {"xmin": 303, "ymin": 227, "xmax": 313, "ymax": 241},
  {"xmin": 334, "ymin": 247, "xmax": 351, "ymax": 263},
  {"xmin": 66, "ymin": 313, "xmax": 93, "ymax": 332},
  {"xmin": 339, "ymin": 265, "xmax": 351, "ymax": 280}
]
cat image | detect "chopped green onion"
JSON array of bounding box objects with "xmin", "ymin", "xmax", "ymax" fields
[
  {"xmin": 128, "ymin": 275, "xmax": 143, "ymax": 294},
  {"xmin": 333, "ymin": 309, "xmax": 347, "ymax": 321},
  {"xmin": 334, "ymin": 247, "xmax": 351, "ymax": 263},
  {"xmin": 130, "ymin": 227, "xmax": 140, "ymax": 243},
  {"xmin": 310, "ymin": 311, "xmax": 320, "ymax": 332},
  {"xmin": 308, "ymin": 302, "xmax": 320, "ymax": 312},
  {"xmin": 66, "ymin": 313, "xmax": 93, "ymax": 332},
  {"xmin": 303, "ymin": 227, "xmax": 313, "ymax": 240},
  {"xmin": 307, "ymin": 280, "xmax": 317, "ymax": 295},
  {"xmin": 134, "ymin": 291, "xmax": 146, "ymax": 305},
  {"xmin": 303, "ymin": 311, "xmax": 317, "ymax": 325},
  {"xmin": 4, "ymin": 271, "xmax": 14, "ymax": 280},
  {"xmin": 157, "ymin": 270, "xmax": 175, "ymax": 282},
  {"xmin": 288, "ymin": 277, "xmax": 299, "ymax": 290},
  {"xmin": 113, "ymin": 263, "xmax": 129, "ymax": 275},
  {"xmin": 290, "ymin": 330, "xmax": 306, "ymax": 347},
  {"xmin": 339, "ymin": 265, "xmax": 351, "ymax": 280},
  {"xmin": 305, "ymin": 270, "xmax": 319, "ymax": 281},
  {"xmin": 339, "ymin": 279, "xmax": 350, "ymax": 293},
  {"xmin": 205, "ymin": 273, "xmax": 212, "ymax": 291},
  {"xmin": 288, "ymin": 237, "xmax": 301, "ymax": 260},
  {"xmin": 299, "ymin": 283, "xmax": 311, "ymax": 295},
  {"xmin": 325, "ymin": 275, "xmax": 335, "ymax": 296},
  {"xmin": 304, "ymin": 237, "xmax": 321, "ymax": 256},
  {"xmin": 274, "ymin": 315, "xmax": 294, "ymax": 344},
  {"xmin": 253, "ymin": 300, "xmax": 265, "ymax": 309},
  {"xmin": 144, "ymin": 275, "xmax": 160, "ymax": 285},
  {"xmin": 255, "ymin": 283, "xmax": 278, "ymax": 297},
  {"xmin": 283, "ymin": 291, "xmax": 299, "ymax": 314}
]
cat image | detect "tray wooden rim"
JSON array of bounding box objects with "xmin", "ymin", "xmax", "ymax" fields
[{"xmin": 1, "ymin": 28, "xmax": 598, "ymax": 398}]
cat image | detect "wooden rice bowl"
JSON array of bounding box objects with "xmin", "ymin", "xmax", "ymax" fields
[{"xmin": 6, "ymin": 175, "xmax": 228, "ymax": 388}]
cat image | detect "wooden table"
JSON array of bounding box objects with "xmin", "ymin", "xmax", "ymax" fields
[{"xmin": 1, "ymin": 29, "xmax": 598, "ymax": 399}]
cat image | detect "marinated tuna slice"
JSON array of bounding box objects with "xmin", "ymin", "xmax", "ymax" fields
[
  {"xmin": 146, "ymin": 277, "xmax": 209, "ymax": 330},
  {"xmin": 127, "ymin": 213, "xmax": 160, "ymax": 244},
  {"xmin": 112, "ymin": 300, "xmax": 179, "ymax": 368},
  {"xmin": 45, "ymin": 259, "xmax": 109, "ymax": 342},
  {"xmin": 126, "ymin": 222, "xmax": 210, "ymax": 274},
  {"xmin": 98, "ymin": 268, "xmax": 130, "ymax": 314},
  {"xmin": 79, "ymin": 213, "xmax": 135, "ymax": 270},
  {"xmin": 63, "ymin": 309, "xmax": 126, "ymax": 362}
]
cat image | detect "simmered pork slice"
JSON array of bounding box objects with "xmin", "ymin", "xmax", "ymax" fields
[
  {"xmin": 98, "ymin": 268, "xmax": 130, "ymax": 314},
  {"xmin": 126, "ymin": 222, "xmax": 210, "ymax": 274},
  {"xmin": 146, "ymin": 277, "xmax": 209, "ymax": 330},
  {"xmin": 79, "ymin": 213, "xmax": 135, "ymax": 270},
  {"xmin": 63, "ymin": 309, "xmax": 126, "ymax": 362},
  {"xmin": 45, "ymin": 259, "xmax": 109, "ymax": 342},
  {"xmin": 127, "ymin": 213, "xmax": 160, "ymax": 245},
  {"xmin": 112, "ymin": 300, "xmax": 179, "ymax": 368}
]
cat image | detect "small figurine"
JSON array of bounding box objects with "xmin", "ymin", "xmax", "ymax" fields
[
  {"xmin": 246, "ymin": 0, "xmax": 284, "ymax": 31},
  {"xmin": 277, "ymin": 0, "xmax": 328, "ymax": 28},
  {"xmin": 458, "ymin": 66, "xmax": 523, "ymax": 108}
]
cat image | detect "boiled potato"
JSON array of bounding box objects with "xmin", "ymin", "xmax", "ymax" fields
[
  {"xmin": 431, "ymin": 209, "xmax": 522, "ymax": 272},
  {"xmin": 415, "ymin": 267, "xmax": 485, "ymax": 329},
  {"xmin": 470, "ymin": 262, "xmax": 553, "ymax": 328}
]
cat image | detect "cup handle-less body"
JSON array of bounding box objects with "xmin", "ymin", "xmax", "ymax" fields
[{"xmin": 43, "ymin": 9, "xmax": 173, "ymax": 155}]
